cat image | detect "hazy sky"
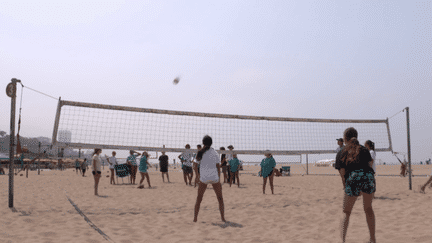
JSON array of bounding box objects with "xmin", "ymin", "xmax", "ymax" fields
[{"xmin": 1, "ymin": 1, "xmax": 431, "ymax": 163}]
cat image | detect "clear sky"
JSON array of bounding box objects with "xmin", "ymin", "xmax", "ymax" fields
[{"xmin": 1, "ymin": 1, "xmax": 431, "ymax": 164}]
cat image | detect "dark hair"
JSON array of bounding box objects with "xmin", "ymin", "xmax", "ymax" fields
[
  {"xmin": 228, "ymin": 145, "xmax": 234, "ymax": 149},
  {"xmin": 341, "ymin": 127, "xmax": 361, "ymax": 165},
  {"xmin": 197, "ymin": 144, "xmax": 202, "ymax": 148},
  {"xmin": 220, "ymin": 147, "xmax": 226, "ymax": 161},
  {"xmin": 365, "ymin": 140, "xmax": 375, "ymax": 151},
  {"xmin": 93, "ymin": 148, "xmax": 102, "ymax": 156},
  {"xmin": 196, "ymin": 135, "xmax": 212, "ymax": 161},
  {"xmin": 185, "ymin": 144, "xmax": 190, "ymax": 149}
]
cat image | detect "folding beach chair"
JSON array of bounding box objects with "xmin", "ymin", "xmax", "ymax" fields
[{"xmin": 114, "ymin": 164, "xmax": 131, "ymax": 184}]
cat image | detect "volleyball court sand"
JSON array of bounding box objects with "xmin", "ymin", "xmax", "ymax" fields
[{"xmin": 1, "ymin": 165, "xmax": 431, "ymax": 243}]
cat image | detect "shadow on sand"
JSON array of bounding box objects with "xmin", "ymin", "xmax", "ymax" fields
[
  {"xmin": 137, "ymin": 186, "xmax": 158, "ymax": 189},
  {"xmin": 212, "ymin": 221, "xmax": 243, "ymax": 229},
  {"xmin": 374, "ymin": 196, "xmax": 400, "ymax": 200}
]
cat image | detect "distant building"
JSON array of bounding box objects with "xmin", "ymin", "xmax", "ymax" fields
[{"xmin": 58, "ymin": 130, "xmax": 72, "ymax": 143}]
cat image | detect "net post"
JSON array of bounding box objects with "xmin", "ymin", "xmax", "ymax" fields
[
  {"xmin": 406, "ymin": 107, "xmax": 412, "ymax": 190},
  {"xmin": 38, "ymin": 142, "xmax": 41, "ymax": 175},
  {"xmin": 385, "ymin": 117, "xmax": 393, "ymax": 152},
  {"xmin": 306, "ymin": 154, "xmax": 309, "ymax": 175},
  {"xmin": 52, "ymin": 97, "xmax": 62, "ymax": 146},
  {"xmin": 7, "ymin": 78, "xmax": 20, "ymax": 208}
]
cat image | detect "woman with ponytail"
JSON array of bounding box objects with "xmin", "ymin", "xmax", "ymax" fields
[
  {"xmin": 138, "ymin": 152, "xmax": 152, "ymax": 189},
  {"xmin": 335, "ymin": 127, "xmax": 376, "ymax": 243},
  {"xmin": 193, "ymin": 135, "xmax": 225, "ymax": 223}
]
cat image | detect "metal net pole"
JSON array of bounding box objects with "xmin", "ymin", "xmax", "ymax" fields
[
  {"xmin": 406, "ymin": 107, "xmax": 412, "ymax": 190},
  {"xmin": 7, "ymin": 78, "xmax": 19, "ymax": 208}
]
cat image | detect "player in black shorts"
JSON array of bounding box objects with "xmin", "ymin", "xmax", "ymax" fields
[
  {"xmin": 335, "ymin": 127, "xmax": 376, "ymax": 243},
  {"xmin": 159, "ymin": 151, "xmax": 170, "ymax": 183}
]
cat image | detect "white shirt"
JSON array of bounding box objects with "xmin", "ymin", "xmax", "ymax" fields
[
  {"xmin": 180, "ymin": 151, "xmax": 193, "ymax": 167},
  {"xmin": 336, "ymin": 146, "xmax": 344, "ymax": 153},
  {"xmin": 195, "ymin": 147, "xmax": 220, "ymax": 184},
  {"xmin": 108, "ymin": 156, "xmax": 118, "ymax": 169},
  {"xmin": 226, "ymin": 153, "xmax": 233, "ymax": 162},
  {"xmin": 92, "ymin": 154, "xmax": 102, "ymax": 172},
  {"xmin": 369, "ymin": 150, "xmax": 376, "ymax": 173}
]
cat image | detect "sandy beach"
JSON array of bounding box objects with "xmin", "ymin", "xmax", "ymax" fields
[{"xmin": 1, "ymin": 165, "xmax": 432, "ymax": 243}]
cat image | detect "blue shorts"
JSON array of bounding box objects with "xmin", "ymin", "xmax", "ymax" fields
[{"xmin": 345, "ymin": 169, "xmax": 376, "ymax": 197}]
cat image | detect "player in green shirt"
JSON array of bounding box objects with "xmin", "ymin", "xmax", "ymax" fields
[
  {"xmin": 260, "ymin": 152, "xmax": 276, "ymax": 194},
  {"xmin": 228, "ymin": 154, "xmax": 240, "ymax": 188}
]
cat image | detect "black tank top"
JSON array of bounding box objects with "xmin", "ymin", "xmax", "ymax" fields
[{"xmin": 221, "ymin": 154, "xmax": 227, "ymax": 166}]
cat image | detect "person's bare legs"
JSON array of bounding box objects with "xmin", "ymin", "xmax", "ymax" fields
[
  {"xmin": 236, "ymin": 171, "xmax": 240, "ymax": 187},
  {"xmin": 223, "ymin": 169, "xmax": 227, "ymax": 183},
  {"xmin": 420, "ymin": 176, "xmax": 432, "ymax": 193},
  {"xmin": 212, "ymin": 182, "xmax": 226, "ymax": 222},
  {"xmin": 362, "ymin": 192, "xmax": 376, "ymax": 243},
  {"xmin": 340, "ymin": 193, "xmax": 357, "ymax": 243},
  {"xmin": 166, "ymin": 172, "xmax": 170, "ymax": 183},
  {"xmin": 188, "ymin": 170, "xmax": 193, "ymax": 186},
  {"xmin": 161, "ymin": 172, "xmax": 165, "ymax": 183},
  {"xmin": 139, "ymin": 172, "xmax": 145, "ymax": 188},
  {"xmin": 229, "ymin": 172, "xmax": 234, "ymax": 187},
  {"xmin": 145, "ymin": 173, "xmax": 151, "ymax": 188},
  {"xmin": 183, "ymin": 171, "xmax": 188, "ymax": 185},
  {"xmin": 94, "ymin": 173, "xmax": 101, "ymax": 196},
  {"xmin": 194, "ymin": 181, "xmax": 208, "ymax": 222},
  {"xmin": 134, "ymin": 166, "xmax": 138, "ymax": 184},
  {"xmin": 110, "ymin": 168, "xmax": 115, "ymax": 185},
  {"xmin": 269, "ymin": 173, "xmax": 274, "ymax": 194},
  {"xmin": 133, "ymin": 166, "xmax": 138, "ymax": 184},
  {"xmin": 263, "ymin": 176, "xmax": 267, "ymax": 194}
]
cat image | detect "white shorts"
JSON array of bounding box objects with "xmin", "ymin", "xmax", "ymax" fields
[{"xmin": 201, "ymin": 179, "xmax": 219, "ymax": 184}]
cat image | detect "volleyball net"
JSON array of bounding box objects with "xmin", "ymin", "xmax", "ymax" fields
[{"xmin": 51, "ymin": 99, "xmax": 394, "ymax": 168}]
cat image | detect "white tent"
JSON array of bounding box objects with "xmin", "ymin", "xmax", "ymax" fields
[{"xmin": 314, "ymin": 159, "xmax": 335, "ymax": 167}]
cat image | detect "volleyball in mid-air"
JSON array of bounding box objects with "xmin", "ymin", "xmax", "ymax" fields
[{"xmin": 173, "ymin": 77, "xmax": 180, "ymax": 85}]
